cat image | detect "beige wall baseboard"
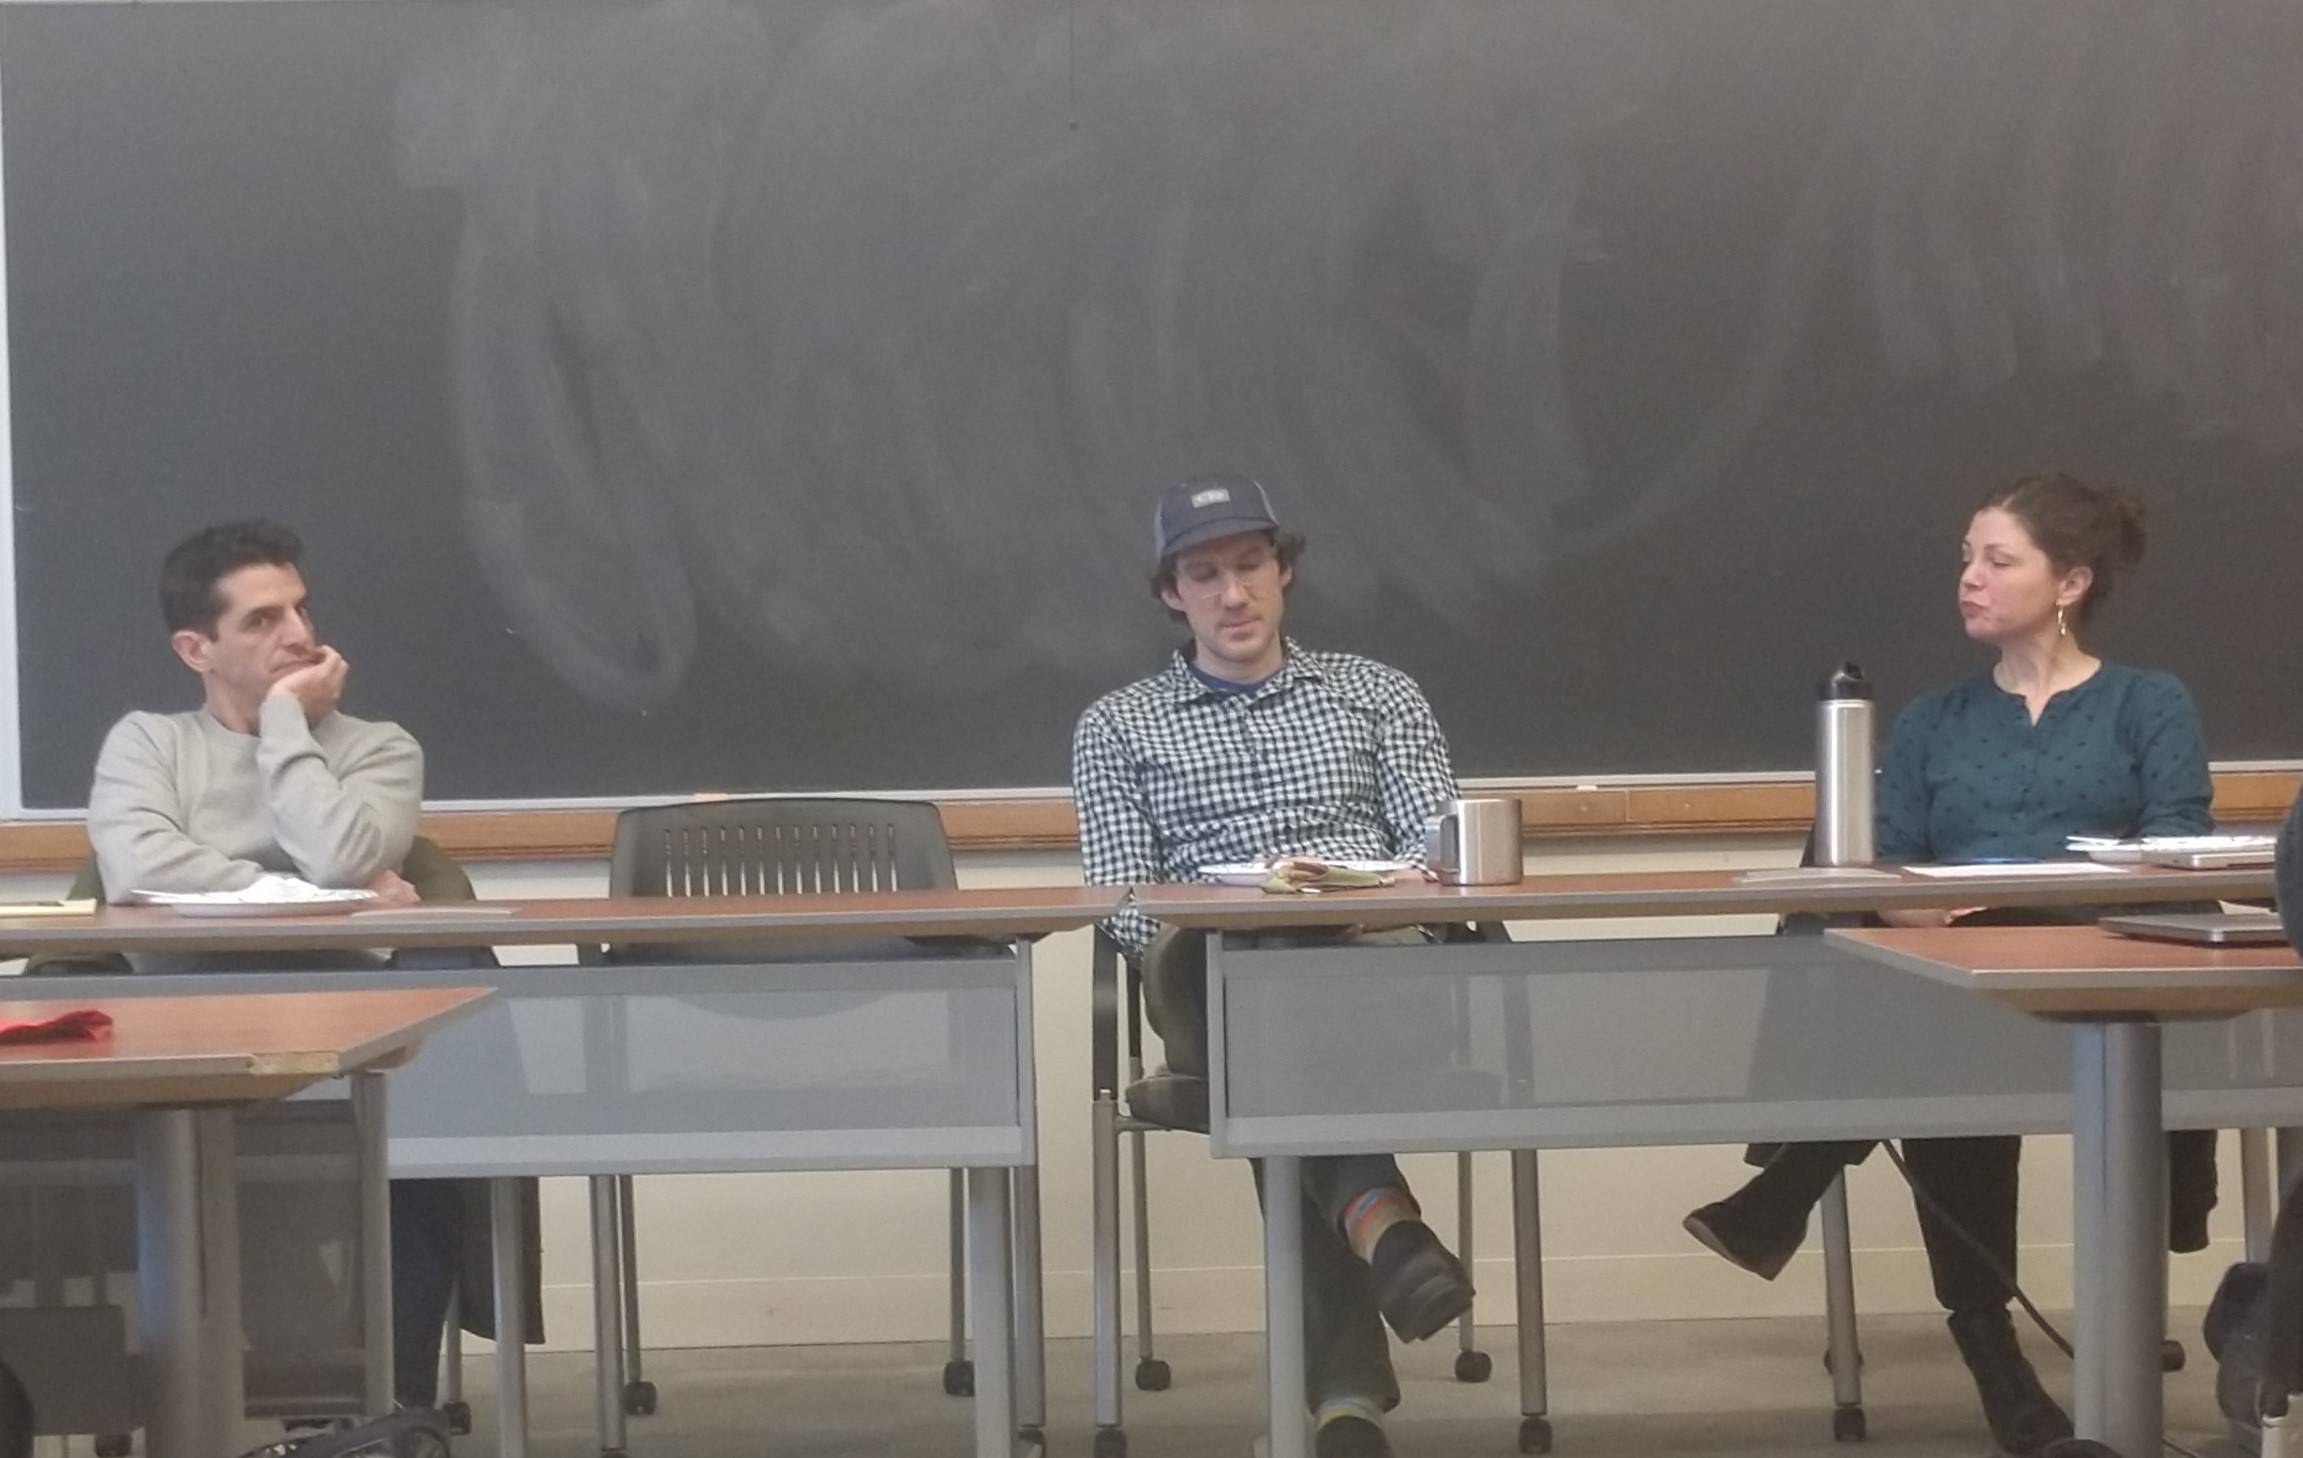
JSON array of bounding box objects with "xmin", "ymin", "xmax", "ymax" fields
[{"xmin": 501, "ymin": 1234, "xmax": 2248, "ymax": 1355}]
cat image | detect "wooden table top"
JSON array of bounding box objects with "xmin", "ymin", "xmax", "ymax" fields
[
  {"xmin": 0, "ymin": 886, "xmax": 1126, "ymax": 957},
  {"xmin": 1827, "ymin": 925, "xmax": 2303, "ymax": 1016},
  {"xmin": 1133, "ymin": 864, "xmax": 2273, "ymax": 929},
  {"xmin": 0, "ymin": 986, "xmax": 491, "ymax": 1110}
]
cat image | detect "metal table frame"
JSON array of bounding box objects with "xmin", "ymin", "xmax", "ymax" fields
[
  {"xmin": 0, "ymin": 989, "xmax": 481, "ymax": 1458},
  {"xmin": 1197, "ymin": 927, "xmax": 2303, "ymax": 1458},
  {"xmin": 17, "ymin": 949, "xmax": 1047, "ymax": 1458}
]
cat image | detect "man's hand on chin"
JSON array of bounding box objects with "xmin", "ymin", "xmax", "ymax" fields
[
  {"xmin": 366, "ymin": 869, "xmax": 420, "ymax": 907},
  {"xmin": 270, "ymin": 647, "xmax": 348, "ymax": 723}
]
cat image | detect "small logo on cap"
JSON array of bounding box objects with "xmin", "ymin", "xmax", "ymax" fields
[{"xmin": 1190, "ymin": 487, "xmax": 1233, "ymax": 508}]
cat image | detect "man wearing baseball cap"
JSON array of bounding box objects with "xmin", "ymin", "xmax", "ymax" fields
[{"xmin": 1071, "ymin": 475, "xmax": 1471, "ymax": 1458}]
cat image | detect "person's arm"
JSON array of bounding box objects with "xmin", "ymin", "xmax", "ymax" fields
[
  {"xmin": 1873, "ymin": 696, "xmax": 1938, "ymax": 865},
  {"xmin": 2127, "ymin": 674, "xmax": 2214, "ymax": 836},
  {"xmin": 1072, "ymin": 705, "xmax": 1162, "ymax": 960},
  {"xmin": 87, "ymin": 715, "xmax": 268, "ymax": 899},
  {"xmin": 1372, "ymin": 671, "xmax": 1459, "ymax": 866},
  {"xmin": 1872, "ymin": 696, "xmax": 1948, "ymax": 927},
  {"xmin": 255, "ymin": 700, "xmax": 423, "ymax": 888}
]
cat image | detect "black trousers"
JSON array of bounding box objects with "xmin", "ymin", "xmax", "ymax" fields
[
  {"xmin": 390, "ymin": 1179, "xmax": 465, "ymax": 1408},
  {"xmin": 1756, "ymin": 1130, "xmax": 2217, "ymax": 1313}
]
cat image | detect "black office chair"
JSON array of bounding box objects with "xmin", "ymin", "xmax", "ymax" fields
[
  {"xmin": 1089, "ymin": 921, "xmax": 1541, "ymax": 1458},
  {"xmin": 587, "ymin": 797, "xmax": 998, "ymax": 1420}
]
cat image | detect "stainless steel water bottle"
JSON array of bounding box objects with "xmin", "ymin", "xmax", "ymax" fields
[{"xmin": 1814, "ymin": 663, "xmax": 1875, "ymax": 867}]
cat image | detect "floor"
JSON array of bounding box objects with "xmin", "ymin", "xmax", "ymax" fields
[{"xmin": 428, "ymin": 1309, "xmax": 2248, "ymax": 1458}]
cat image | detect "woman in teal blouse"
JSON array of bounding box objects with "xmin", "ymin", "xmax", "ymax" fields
[
  {"xmin": 1876, "ymin": 663, "xmax": 2210, "ymax": 865},
  {"xmin": 1685, "ymin": 474, "xmax": 2214, "ymax": 1458}
]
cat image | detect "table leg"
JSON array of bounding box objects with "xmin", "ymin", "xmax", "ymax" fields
[
  {"xmin": 1510, "ymin": 1150, "xmax": 1549, "ymax": 1439},
  {"xmin": 492, "ymin": 1176, "xmax": 531, "ymax": 1458},
  {"xmin": 1091, "ymin": 1092, "xmax": 1124, "ymax": 1438},
  {"xmin": 352, "ymin": 1073, "xmax": 395, "ymax": 1415},
  {"xmin": 592, "ymin": 1175, "xmax": 629, "ymax": 1456},
  {"xmin": 1264, "ymin": 1155, "xmax": 1308, "ymax": 1458},
  {"xmin": 966, "ymin": 1167, "xmax": 1016, "ymax": 1458},
  {"xmin": 1013, "ymin": 1162, "xmax": 1047, "ymax": 1441},
  {"xmin": 2070, "ymin": 1019, "xmax": 2166, "ymax": 1458},
  {"xmin": 200, "ymin": 1107, "xmax": 246, "ymax": 1453},
  {"xmin": 135, "ymin": 1105, "xmax": 243, "ymax": 1458}
]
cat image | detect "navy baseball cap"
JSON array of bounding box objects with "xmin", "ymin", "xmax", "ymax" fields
[{"xmin": 1152, "ymin": 475, "xmax": 1281, "ymax": 563}]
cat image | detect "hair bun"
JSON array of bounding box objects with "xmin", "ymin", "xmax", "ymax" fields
[{"xmin": 2098, "ymin": 483, "xmax": 2147, "ymax": 570}]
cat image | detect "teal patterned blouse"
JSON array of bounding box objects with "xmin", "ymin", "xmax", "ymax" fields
[{"xmin": 1875, "ymin": 662, "xmax": 2213, "ymax": 864}]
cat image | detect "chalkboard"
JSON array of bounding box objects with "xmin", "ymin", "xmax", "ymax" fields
[{"xmin": 7, "ymin": 0, "xmax": 2302, "ymax": 808}]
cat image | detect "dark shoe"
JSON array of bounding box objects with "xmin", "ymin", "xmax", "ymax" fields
[
  {"xmin": 1947, "ymin": 1309, "xmax": 2074, "ymax": 1457},
  {"xmin": 1684, "ymin": 1146, "xmax": 1852, "ymax": 1281},
  {"xmin": 1684, "ymin": 1188, "xmax": 1808, "ymax": 1281},
  {"xmin": 1367, "ymin": 1221, "xmax": 1474, "ymax": 1343},
  {"xmin": 1125, "ymin": 1066, "xmax": 1209, "ymax": 1133},
  {"xmin": 2206, "ymin": 1261, "xmax": 2270, "ymax": 1451},
  {"xmin": 1314, "ymin": 1415, "xmax": 1392, "ymax": 1458}
]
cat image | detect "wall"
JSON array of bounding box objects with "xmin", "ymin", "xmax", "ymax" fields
[{"xmin": 0, "ymin": 835, "xmax": 2256, "ymax": 1351}]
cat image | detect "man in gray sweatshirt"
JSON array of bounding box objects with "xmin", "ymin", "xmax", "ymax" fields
[
  {"xmin": 87, "ymin": 519, "xmax": 422, "ymax": 905},
  {"xmin": 83, "ymin": 519, "xmax": 462, "ymax": 1410}
]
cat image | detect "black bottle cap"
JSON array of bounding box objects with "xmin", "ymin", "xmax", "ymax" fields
[{"xmin": 1820, "ymin": 662, "xmax": 1872, "ymax": 701}]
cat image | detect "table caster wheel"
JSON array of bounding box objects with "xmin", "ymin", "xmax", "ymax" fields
[
  {"xmin": 1833, "ymin": 1406, "xmax": 1867, "ymax": 1442},
  {"xmin": 1094, "ymin": 1426, "xmax": 1129, "ymax": 1458},
  {"xmin": 622, "ymin": 1378, "xmax": 658, "ymax": 1416},
  {"xmin": 1518, "ymin": 1415, "xmax": 1553, "ymax": 1453},
  {"xmin": 1454, "ymin": 1349, "xmax": 1493, "ymax": 1383},
  {"xmin": 443, "ymin": 1400, "xmax": 473, "ymax": 1435},
  {"xmin": 1822, "ymin": 1346, "xmax": 1865, "ymax": 1375},
  {"xmin": 2162, "ymin": 1338, "xmax": 2186, "ymax": 1373},
  {"xmin": 943, "ymin": 1358, "xmax": 974, "ymax": 1396},
  {"xmin": 1135, "ymin": 1357, "xmax": 1172, "ymax": 1392}
]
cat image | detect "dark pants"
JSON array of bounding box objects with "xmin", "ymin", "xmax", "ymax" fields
[
  {"xmin": 390, "ymin": 1179, "xmax": 465, "ymax": 1408},
  {"xmin": 1756, "ymin": 1130, "xmax": 2217, "ymax": 1313},
  {"xmin": 1142, "ymin": 925, "xmax": 1436, "ymax": 1410}
]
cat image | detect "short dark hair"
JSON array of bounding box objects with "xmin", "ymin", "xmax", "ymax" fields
[
  {"xmin": 159, "ymin": 520, "xmax": 304, "ymax": 635},
  {"xmin": 1148, "ymin": 530, "xmax": 1306, "ymax": 620}
]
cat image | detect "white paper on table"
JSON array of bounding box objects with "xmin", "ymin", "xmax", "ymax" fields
[
  {"xmin": 130, "ymin": 873, "xmax": 376, "ymax": 906},
  {"xmin": 1903, "ymin": 862, "xmax": 2133, "ymax": 879}
]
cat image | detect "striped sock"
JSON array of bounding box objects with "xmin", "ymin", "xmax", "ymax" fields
[
  {"xmin": 1338, "ymin": 1187, "xmax": 1420, "ymax": 1264},
  {"xmin": 1315, "ymin": 1396, "xmax": 1387, "ymax": 1432}
]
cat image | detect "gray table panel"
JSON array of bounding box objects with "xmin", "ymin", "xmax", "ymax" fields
[
  {"xmin": 1208, "ymin": 933, "xmax": 2303, "ymax": 1157},
  {"xmin": 3, "ymin": 955, "xmax": 1037, "ymax": 1176}
]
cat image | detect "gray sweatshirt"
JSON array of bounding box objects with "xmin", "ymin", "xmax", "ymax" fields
[{"xmin": 87, "ymin": 696, "xmax": 423, "ymax": 902}]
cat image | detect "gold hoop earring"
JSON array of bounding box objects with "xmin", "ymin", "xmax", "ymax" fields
[{"xmin": 2056, "ymin": 604, "xmax": 2069, "ymax": 638}]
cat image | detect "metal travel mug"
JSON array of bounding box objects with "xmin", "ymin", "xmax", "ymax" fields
[
  {"xmin": 1814, "ymin": 663, "xmax": 1876, "ymax": 867},
  {"xmin": 1422, "ymin": 797, "xmax": 1524, "ymax": 885}
]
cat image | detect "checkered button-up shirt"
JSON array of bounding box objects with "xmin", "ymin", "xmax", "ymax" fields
[{"xmin": 1071, "ymin": 640, "xmax": 1459, "ymax": 957}]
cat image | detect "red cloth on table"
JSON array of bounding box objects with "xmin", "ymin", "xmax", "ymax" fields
[{"xmin": 0, "ymin": 1009, "xmax": 113, "ymax": 1045}]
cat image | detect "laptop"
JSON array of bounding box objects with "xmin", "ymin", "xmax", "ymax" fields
[
  {"xmin": 2142, "ymin": 847, "xmax": 2279, "ymax": 870},
  {"xmin": 2098, "ymin": 912, "xmax": 2290, "ymax": 946}
]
